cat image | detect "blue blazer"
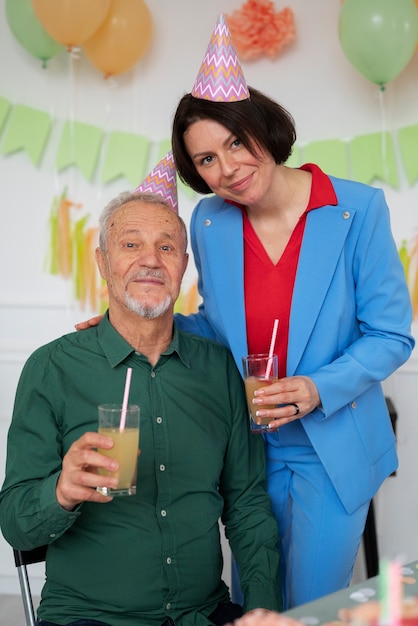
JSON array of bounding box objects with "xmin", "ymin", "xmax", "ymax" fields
[{"xmin": 176, "ymin": 176, "xmax": 414, "ymax": 514}]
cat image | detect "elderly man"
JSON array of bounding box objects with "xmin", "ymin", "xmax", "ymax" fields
[{"xmin": 0, "ymin": 192, "xmax": 281, "ymax": 626}]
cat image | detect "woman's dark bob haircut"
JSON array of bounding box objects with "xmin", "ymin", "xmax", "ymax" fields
[{"xmin": 171, "ymin": 86, "xmax": 297, "ymax": 195}]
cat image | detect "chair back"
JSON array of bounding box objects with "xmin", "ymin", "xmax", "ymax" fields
[{"xmin": 13, "ymin": 546, "xmax": 47, "ymax": 626}]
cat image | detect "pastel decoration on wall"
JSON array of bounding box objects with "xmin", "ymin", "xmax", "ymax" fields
[
  {"xmin": 45, "ymin": 188, "xmax": 106, "ymax": 312},
  {"xmin": 398, "ymin": 125, "xmax": 418, "ymax": 186},
  {"xmin": 83, "ymin": 0, "xmax": 153, "ymax": 78},
  {"xmin": 398, "ymin": 235, "xmax": 418, "ymax": 321},
  {"xmin": 31, "ymin": 0, "xmax": 111, "ymax": 49},
  {"xmin": 6, "ymin": 0, "xmax": 64, "ymax": 67},
  {"xmin": 338, "ymin": 0, "xmax": 418, "ymax": 89},
  {"xmin": 302, "ymin": 139, "xmax": 349, "ymax": 179},
  {"xmin": 0, "ymin": 104, "xmax": 51, "ymax": 165},
  {"xmin": 45, "ymin": 188, "xmax": 83, "ymax": 278},
  {"xmin": 349, "ymin": 132, "xmax": 398, "ymax": 188},
  {"xmin": 44, "ymin": 187, "xmax": 198, "ymax": 315},
  {"xmin": 101, "ymin": 132, "xmax": 150, "ymax": 185},
  {"xmin": 0, "ymin": 98, "xmax": 11, "ymax": 135},
  {"xmin": 174, "ymin": 282, "xmax": 199, "ymax": 317},
  {"xmin": 56, "ymin": 121, "xmax": 103, "ymax": 181},
  {"xmin": 226, "ymin": 0, "xmax": 296, "ymax": 61}
]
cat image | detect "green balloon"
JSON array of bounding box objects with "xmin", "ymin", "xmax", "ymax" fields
[
  {"xmin": 5, "ymin": 0, "xmax": 64, "ymax": 67},
  {"xmin": 338, "ymin": 0, "xmax": 418, "ymax": 88}
]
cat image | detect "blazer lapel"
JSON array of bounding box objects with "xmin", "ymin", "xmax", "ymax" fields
[
  {"xmin": 287, "ymin": 205, "xmax": 355, "ymax": 374},
  {"xmin": 199, "ymin": 202, "xmax": 249, "ymax": 370}
]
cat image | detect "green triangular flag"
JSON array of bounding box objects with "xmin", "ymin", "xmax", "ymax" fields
[
  {"xmin": 101, "ymin": 131, "xmax": 150, "ymax": 186},
  {"xmin": 349, "ymin": 132, "xmax": 398, "ymax": 188},
  {"xmin": 1, "ymin": 104, "xmax": 51, "ymax": 165},
  {"xmin": 56, "ymin": 120, "xmax": 103, "ymax": 181},
  {"xmin": 303, "ymin": 139, "xmax": 349, "ymax": 179}
]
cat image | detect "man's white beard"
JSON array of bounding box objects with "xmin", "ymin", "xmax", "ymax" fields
[{"xmin": 125, "ymin": 293, "xmax": 171, "ymax": 320}]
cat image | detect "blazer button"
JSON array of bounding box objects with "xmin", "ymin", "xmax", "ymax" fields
[
  {"xmin": 204, "ymin": 219, "xmax": 211, "ymax": 227},
  {"xmin": 342, "ymin": 211, "xmax": 351, "ymax": 220},
  {"xmin": 351, "ymin": 401, "xmax": 357, "ymax": 409}
]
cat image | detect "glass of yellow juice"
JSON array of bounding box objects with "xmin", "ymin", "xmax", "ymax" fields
[
  {"xmin": 97, "ymin": 403, "xmax": 140, "ymax": 496},
  {"xmin": 242, "ymin": 354, "xmax": 278, "ymax": 433}
]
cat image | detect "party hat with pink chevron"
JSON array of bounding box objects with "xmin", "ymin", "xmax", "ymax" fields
[
  {"xmin": 135, "ymin": 150, "xmax": 178, "ymax": 213},
  {"xmin": 191, "ymin": 13, "xmax": 249, "ymax": 102}
]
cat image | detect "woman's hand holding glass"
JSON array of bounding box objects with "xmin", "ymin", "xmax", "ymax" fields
[{"xmin": 252, "ymin": 375, "xmax": 320, "ymax": 431}]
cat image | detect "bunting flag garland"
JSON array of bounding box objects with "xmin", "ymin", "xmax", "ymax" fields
[{"xmin": 1, "ymin": 95, "xmax": 417, "ymax": 190}]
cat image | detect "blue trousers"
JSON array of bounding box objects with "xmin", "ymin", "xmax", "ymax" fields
[{"xmin": 232, "ymin": 421, "xmax": 369, "ymax": 610}]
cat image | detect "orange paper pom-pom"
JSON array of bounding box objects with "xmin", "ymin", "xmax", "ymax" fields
[{"xmin": 226, "ymin": 0, "xmax": 296, "ymax": 61}]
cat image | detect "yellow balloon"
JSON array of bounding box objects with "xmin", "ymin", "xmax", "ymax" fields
[
  {"xmin": 83, "ymin": 0, "xmax": 153, "ymax": 78},
  {"xmin": 31, "ymin": 0, "xmax": 111, "ymax": 48}
]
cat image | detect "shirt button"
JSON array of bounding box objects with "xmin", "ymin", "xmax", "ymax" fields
[
  {"xmin": 156, "ymin": 416, "xmax": 162, "ymax": 424},
  {"xmin": 204, "ymin": 219, "xmax": 211, "ymax": 226},
  {"xmin": 166, "ymin": 603, "xmax": 171, "ymax": 610},
  {"xmin": 49, "ymin": 533, "xmax": 56, "ymax": 538},
  {"xmin": 151, "ymin": 371, "xmax": 156, "ymax": 378},
  {"xmin": 342, "ymin": 211, "xmax": 351, "ymax": 220},
  {"xmin": 351, "ymin": 401, "xmax": 357, "ymax": 409},
  {"xmin": 161, "ymin": 510, "xmax": 167, "ymax": 517},
  {"xmin": 166, "ymin": 557, "xmax": 172, "ymax": 564},
  {"xmin": 160, "ymin": 464, "xmax": 166, "ymax": 472}
]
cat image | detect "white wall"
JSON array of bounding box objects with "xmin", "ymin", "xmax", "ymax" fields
[{"xmin": 1, "ymin": 0, "xmax": 418, "ymax": 595}]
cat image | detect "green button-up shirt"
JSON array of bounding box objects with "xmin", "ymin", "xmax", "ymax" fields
[{"xmin": 0, "ymin": 314, "xmax": 281, "ymax": 625}]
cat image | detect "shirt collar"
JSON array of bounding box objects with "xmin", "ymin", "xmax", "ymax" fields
[
  {"xmin": 98, "ymin": 311, "xmax": 191, "ymax": 369},
  {"xmin": 300, "ymin": 162, "xmax": 338, "ymax": 210}
]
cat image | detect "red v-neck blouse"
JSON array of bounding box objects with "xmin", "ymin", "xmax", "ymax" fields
[{"xmin": 242, "ymin": 163, "xmax": 337, "ymax": 378}]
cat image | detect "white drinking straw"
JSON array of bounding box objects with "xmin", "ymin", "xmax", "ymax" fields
[
  {"xmin": 119, "ymin": 367, "xmax": 132, "ymax": 431},
  {"xmin": 265, "ymin": 319, "xmax": 279, "ymax": 378}
]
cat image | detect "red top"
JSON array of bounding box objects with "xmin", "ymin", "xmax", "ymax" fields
[{"xmin": 242, "ymin": 163, "xmax": 337, "ymax": 378}]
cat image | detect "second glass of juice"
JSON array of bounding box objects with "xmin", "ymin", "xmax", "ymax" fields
[{"xmin": 242, "ymin": 354, "xmax": 278, "ymax": 433}]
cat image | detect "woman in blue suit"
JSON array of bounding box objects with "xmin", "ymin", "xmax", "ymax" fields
[{"xmin": 171, "ymin": 86, "xmax": 414, "ymax": 609}]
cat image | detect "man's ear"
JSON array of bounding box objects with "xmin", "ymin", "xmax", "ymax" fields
[
  {"xmin": 182, "ymin": 253, "xmax": 189, "ymax": 279},
  {"xmin": 95, "ymin": 247, "xmax": 107, "ymax": 280}
]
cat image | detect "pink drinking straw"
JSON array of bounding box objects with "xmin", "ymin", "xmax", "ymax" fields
[
  {"xmin": 119, "ymin": 367, "xmax": 132, "ymax": 431},
  {"xmin": 265, "ymin": 319, "xmax": 279, "ymax": 378}
]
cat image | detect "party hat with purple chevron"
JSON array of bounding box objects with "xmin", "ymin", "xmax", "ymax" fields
[
  {"xmin": 191, "ymin": 13, "xmax": 249, "ymax": 102},
  {"xmin": 135, "ymin": 150, "xmax": 178, "ymax": 213}
]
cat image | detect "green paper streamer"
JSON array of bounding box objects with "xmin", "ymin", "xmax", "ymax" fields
[
  {"xmin": 349, "ymin": 132, "xmax": 398, "ymax": 188},
  {"xmin": 0, "ymin": 97, "xmax": 11, "ymax": 135},
  {"xmin": 1, "ymin": 104, "xmax": 51, "ymax": 165},
  {"xmin": 56, "ymin": 121, "xmax": 103, "ymax": 181},
  {"xmin": 101, "ymin": 131, "xmax": 150, "ymax": 186}
]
